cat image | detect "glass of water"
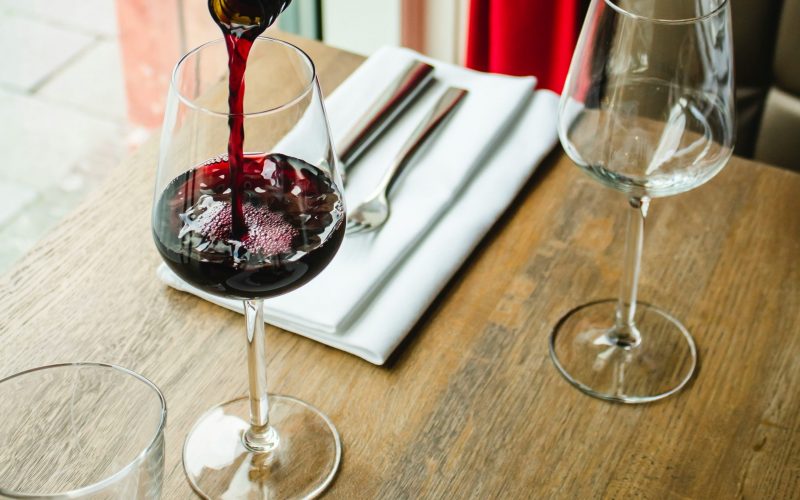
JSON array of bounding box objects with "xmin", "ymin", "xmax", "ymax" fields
[{"xmin": 0, "ymin": 363, "xmax": 167, "ymax": 498}]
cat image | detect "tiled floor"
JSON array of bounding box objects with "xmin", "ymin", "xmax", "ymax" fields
[{"xmin": 0, "ymin": 1, "xmax": 145, "ymax": 274}]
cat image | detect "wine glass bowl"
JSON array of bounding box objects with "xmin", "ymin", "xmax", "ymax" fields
[
  {"xmin": 551, "ymin": 0, "xmax": 735, "ymax": 403},
  {"xmin": 153, "ymin": 37, "xmax": 344, "ymax": 498},
  {"xmin": 561, "ymin": 84, "xmax": 734, "ymax": 198},
  {"xmin": 559, "ymin": 0, "xmax": 735, "ymax": 198}
]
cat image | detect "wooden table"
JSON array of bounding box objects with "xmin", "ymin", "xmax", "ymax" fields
[{"xmin": 1, "ymin": 37, "xmax": 798, "ymax": 499}]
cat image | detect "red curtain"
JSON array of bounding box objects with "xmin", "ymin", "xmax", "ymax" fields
[{"xmin": 466, "ymin": 0, "xmax": 579, "ymax": 93}]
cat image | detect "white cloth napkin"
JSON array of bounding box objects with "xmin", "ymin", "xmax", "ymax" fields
[{"xmin": 158, "ymin": 46, "xmax": 560, "ymax": 364}]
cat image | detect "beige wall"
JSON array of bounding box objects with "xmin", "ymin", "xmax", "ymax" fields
[
  {"xmin": 423, "ymin": 0, "xmax": 468, "ymax": 64},
  {"xmin": 321, "ymin": 0, "xmax": 402, "ymax": 55},
  {"xmin": 320, "ymin": 0, "xmax": 468, "ymax": 65}
]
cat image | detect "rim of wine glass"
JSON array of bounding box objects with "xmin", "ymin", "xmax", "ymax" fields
[
  {"xmin": 0, "ymin": 362, "xmax": 168, "ymax": 499},
  {"xmin": 603, "ymin": 0, "xmax": 729, "ymax": 24},
  {"xmin": 171, "ymin": 35, "xmax": 317, "ymax": 118}
]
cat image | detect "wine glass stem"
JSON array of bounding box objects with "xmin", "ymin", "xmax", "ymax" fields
[
  {"xmin": 243, "ymin": 299, "xmax": 278, "ymax": 452},
  {"xmin": 614, "ymin": 196, "xmax": 650, "ymax": 347}
]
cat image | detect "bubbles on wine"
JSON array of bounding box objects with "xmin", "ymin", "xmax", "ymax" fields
[
  {"xmin": 179, "ymin": 194, "xmax": 298, "ymax": 259},
  {"xmin": 157, "ymin": 153, "xmax": 342, "ymax": 262},
  {"xmin": 153, "ymin": 153, "xmax": 345, "ymax": 298}
]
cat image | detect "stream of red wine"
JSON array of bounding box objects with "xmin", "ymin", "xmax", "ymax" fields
[
  {"xmin": 215, "ymin": 0, "xmax": 291, "ymax": 238},
  {"xmin": 224, "ymin": 33, "xmax": 255, "ymax": 238}
]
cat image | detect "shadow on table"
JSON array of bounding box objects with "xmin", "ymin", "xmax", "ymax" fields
[{"xmin": 383, "ymin": 144, "xmax": 565, "ymax": 371}]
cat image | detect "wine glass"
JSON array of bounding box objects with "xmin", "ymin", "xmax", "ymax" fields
[
  {"xmin": 153, "ymin": 37, "xmax": 345, "ymax": 497},
  {"xmin": 551, "ymin": 0, "xmax": 735, "ymax": 403}
]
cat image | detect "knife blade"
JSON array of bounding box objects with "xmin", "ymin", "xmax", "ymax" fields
[{"xmin": 336, "ymin": 60, "xmax": 435, "ymax": 172}]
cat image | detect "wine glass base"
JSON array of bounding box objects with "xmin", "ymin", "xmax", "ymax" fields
[
  {"xmin": 183, "ymin": 395, "xmax": 341, "ymax": 499},
  {"xmin": 550, "ymin": 299, "xmax": 697, "ymax": 404}
]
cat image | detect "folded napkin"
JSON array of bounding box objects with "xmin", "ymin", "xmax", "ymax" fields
[{"xmin": 158, "ymin": 46, "xmax": 560, "ymax": 364}]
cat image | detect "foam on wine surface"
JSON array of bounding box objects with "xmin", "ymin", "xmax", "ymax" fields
[{"xmin": 153, "ymin": 153, "xmax": 344, "ymax": 299}]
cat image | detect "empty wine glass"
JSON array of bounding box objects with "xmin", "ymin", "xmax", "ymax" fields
[
  {"xmin": 551, "ymin": 0, "xmax": 735, "ymax": 403},
  {"xmin": 153, "ymin": 37, "xmax": 345, "ymax": 497}
]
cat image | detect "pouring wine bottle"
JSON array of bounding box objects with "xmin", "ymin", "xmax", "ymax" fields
[
  {"xmin": 208, "ymin": 0, "xmax": 292, "ymax": 239},
  {"xmin": 209, "ymin": 0, "xmax": 291, "ymax": 38}
]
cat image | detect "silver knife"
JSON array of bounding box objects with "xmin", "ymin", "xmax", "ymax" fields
[{"xmin": 336, "ymin": 60, "xmax": 435, "ymax": 172}]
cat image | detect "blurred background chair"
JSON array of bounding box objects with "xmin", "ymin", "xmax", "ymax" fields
[{"xmin": 734, "ymin": 0, "xmax": 800, "ymax": 171}]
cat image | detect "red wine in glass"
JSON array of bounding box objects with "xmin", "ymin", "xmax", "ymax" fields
[{"xmin": 153, "ymin": 153, "xmax": 345, "ymax": 299}]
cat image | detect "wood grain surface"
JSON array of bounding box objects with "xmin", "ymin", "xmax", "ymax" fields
[{"xmin": 1, "ymin": 36, "xmax": 798, "ymax": 499}]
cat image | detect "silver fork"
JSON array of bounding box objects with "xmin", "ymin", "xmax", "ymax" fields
[{"xmin": 345, "ymin": 87, "xmax": 468, "ymax": 235}]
